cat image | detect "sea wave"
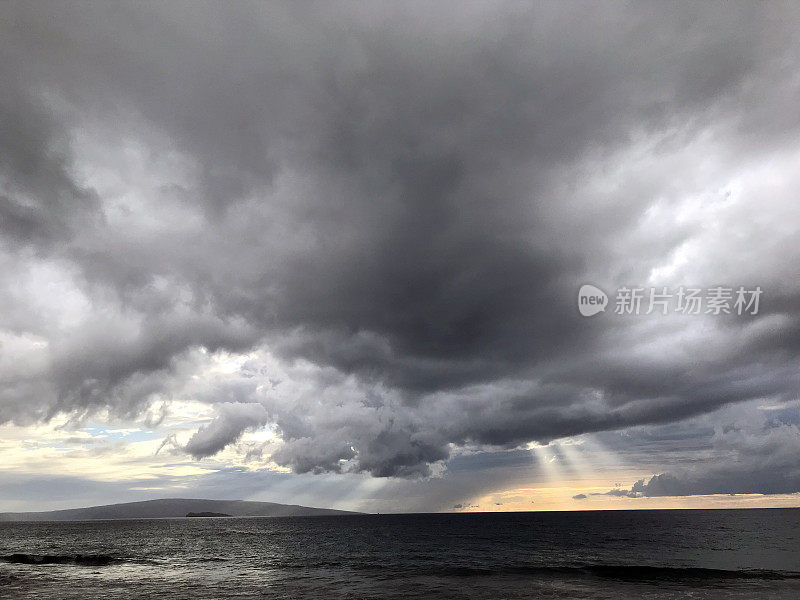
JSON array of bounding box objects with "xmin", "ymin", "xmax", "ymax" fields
[
  {"xmin": 580, "ymin": 565, "xmax": 800, "ymax": 581},
  {"xmin": 267, "ymin": 560, "xmax": 800, "ymax": 581},
  {"xmin": 427, "ymin": 564, "xmax": 800, "ymax": 581},
  {"xmin": 2, "ymin": 553, "xmax": 119, "ymax": 567}
]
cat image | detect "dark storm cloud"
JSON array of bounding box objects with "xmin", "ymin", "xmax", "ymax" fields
[
  {"xmin": 1, "ymin": 1, "xmax": 799, "ymax": 478},
  {"xmin": 0, "ymin": 87, "xmax": 100, "ymax": 247}
]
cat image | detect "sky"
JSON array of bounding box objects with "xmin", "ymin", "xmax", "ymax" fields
[{"xmin": 1, "ymin": 1, "xmax": 799, "ymax": 513}]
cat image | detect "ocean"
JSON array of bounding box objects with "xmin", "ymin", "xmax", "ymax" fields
[{"xmin": 1, "ymin": 508, "xmax": 798, "ymax": 599}]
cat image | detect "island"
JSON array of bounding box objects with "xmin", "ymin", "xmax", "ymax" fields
[{"xmin": 0, "ymin": 498, "xmax": 360, "ymax": 521}]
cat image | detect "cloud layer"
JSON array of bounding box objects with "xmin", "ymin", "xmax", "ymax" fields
[
  {"xmin": 597, "ymin": 419, "xmax": 800, "ymax": 498},
  {"xmin": 1, "ymin": 2, "xmax": 799, "ymax": 484}
]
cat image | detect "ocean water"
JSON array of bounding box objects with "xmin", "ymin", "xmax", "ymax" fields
[{"xmin": 1, "ymin": 508, "xmax": 799, "ymax": 599}]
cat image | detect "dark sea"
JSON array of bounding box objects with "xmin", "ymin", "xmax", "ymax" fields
[{"xmin": 1, "ymin": 508, "xmax": 799, "ymax": 599}]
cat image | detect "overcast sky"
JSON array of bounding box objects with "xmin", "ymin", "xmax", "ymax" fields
[{"xmin": 1, "ymin": 1, "xmax": 799, "ymax": 513}]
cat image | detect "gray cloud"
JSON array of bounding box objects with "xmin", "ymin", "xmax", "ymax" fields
[
  {"xmin": 1, "ymin": 1, "xmax": 799, "ymax": 483},
  {"xmin": 596, "ymin": 418, "xmax": 800, "ymax": 497},
  {"xmin": 184, "ymin": 402, "xmax": 269, "ymax": 459}
]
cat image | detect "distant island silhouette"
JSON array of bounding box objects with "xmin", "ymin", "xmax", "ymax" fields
[{"xmin": 0, "ymin": 499, "xmax": 360, "ymax": 522}]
